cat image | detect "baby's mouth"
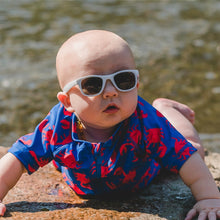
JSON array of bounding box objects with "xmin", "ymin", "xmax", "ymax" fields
[{"xmin": 103, "ymin": 104, "xmax": 119, "ymax": 113}]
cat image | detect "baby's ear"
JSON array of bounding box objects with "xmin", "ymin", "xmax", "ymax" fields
[{"xmin": 57, "ymin": 92, "xmax": 75, "ymax": 112}]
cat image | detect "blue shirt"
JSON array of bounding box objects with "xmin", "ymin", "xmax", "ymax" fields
[{"xmin": 9, "ymin": 96, "xmax": 197, "ymax": 196}]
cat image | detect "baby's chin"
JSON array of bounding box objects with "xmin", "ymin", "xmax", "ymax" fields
[{"xmin": 100, "ymin": 114, "xmax": 133, "ymax": 129}]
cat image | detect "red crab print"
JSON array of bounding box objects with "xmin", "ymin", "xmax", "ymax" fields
[
  {"xmin": 156, "ymin": 142, "xmax": 167, "ymax": 158},
  {"xmin": 62, "ymin": 172, "xmax": 86, "ymax": 195},
  {"xmin": 29, "ymin": 150, "xmax": 50, "ymax": 167},
  {"xmin": 172, "ymin": 137, "xmax": 187, "ymax": 154},
  {"xmin": 20, "ymin": 133, "xmax": 34, "ymax": 146},
  {"xmin": 144, "ymin": 128, "xmax": 164, "ymax": 148},
  {"xmin": 55, "ymin": 149, "xmax": 78, "ymax": 169},
  {"xmin": 75, "ymin": 172, "xmax": 92, "ymax": 190}
]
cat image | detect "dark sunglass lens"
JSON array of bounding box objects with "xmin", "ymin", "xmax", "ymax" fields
[
  {"xmin": 81, "ymin": 77, "xmax": 102, "ymax": 95},
  {"xmin": 114, "ymin": 72, "xmax": 135, "ymax": 90}
]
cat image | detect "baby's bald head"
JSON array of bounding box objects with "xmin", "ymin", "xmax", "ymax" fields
[{"xmin": 56, "ymin": 30, "xmax": 135, "ymax": 89}]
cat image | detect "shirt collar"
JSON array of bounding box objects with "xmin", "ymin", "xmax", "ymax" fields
[{"xmin": 71, "ymin": 113, "xmax": 129, "ymax": 145}]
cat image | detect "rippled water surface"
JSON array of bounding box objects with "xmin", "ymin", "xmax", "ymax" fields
[{"xmin": 0, "ymin": 0, "xmax": 220, "ymax": 151}]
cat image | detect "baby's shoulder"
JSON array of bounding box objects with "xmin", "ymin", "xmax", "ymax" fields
[
  {"xmin": 46, "ymin": 103, "xmax": 74, "ymax": 126},
  {"xmin": 136, "ymin": 96, "xmax": 167, "ymax": 127},
  {"xmin": 137, "ymin": 96, "xmax": 158, "ymax": 116}
]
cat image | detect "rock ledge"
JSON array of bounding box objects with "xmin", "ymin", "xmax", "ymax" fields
[{"xmin": 0, "ymin": 147, "xmax": 219, "ymax": 220}]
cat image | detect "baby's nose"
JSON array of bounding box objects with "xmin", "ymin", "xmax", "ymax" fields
[{"xmin": 102, "ymin": 80, "xmax": 118, "ymax": 98}]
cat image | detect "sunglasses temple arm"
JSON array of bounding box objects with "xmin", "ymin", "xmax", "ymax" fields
[{"xmin": 63, "ymin": 81, "xmax": 78, "ymax": 93}]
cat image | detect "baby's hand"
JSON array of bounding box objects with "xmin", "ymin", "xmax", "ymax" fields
[
  {"xmin": 0, "ymin": 201, "xmax": 6, "ymax": 216},
  {"xmin": 185, "ymin": 199, "xmax": 220, "ymax": 220}
]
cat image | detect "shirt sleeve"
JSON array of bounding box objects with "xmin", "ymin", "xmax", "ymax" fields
[
  {"xmin": 150, "ymin": 109, "xmax": 197, "ymax": 173},
  {"xmin": 138, "ymin": 96, "xmax": 197, "ymax": 174},
  {"xmin": 8, "ymin": 103, "xmax": 63, "ymax": 174}
]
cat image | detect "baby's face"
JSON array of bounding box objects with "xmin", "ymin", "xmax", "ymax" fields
[
  {"xmin": 66, "ymin": 48, "xmax": 138, "ymax": 130},
  {"xmin": 57, "ymin": 30, "xmax": 139, "ymax": 131}
]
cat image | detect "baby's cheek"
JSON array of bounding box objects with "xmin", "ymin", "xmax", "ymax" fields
[{"xmin": 126, "ymin": 93, "xmax": 138, "ymax": 114}]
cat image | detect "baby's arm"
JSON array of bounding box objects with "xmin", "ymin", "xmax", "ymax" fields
[
  {"xmin": 179, "ymin": 152, "xmax": 220, "ymax": 220},
  {"xmin": 0, "ymin": 152, "xmax": 25, "ymax": 216}
]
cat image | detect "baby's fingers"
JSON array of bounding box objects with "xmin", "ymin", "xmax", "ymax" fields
[
  {"xmin": 199, "ymin": 210, "xmax": 220, "ymax": 220},
  {"xmin": 185, "ymin": 209, "xmax": 220, "ymax": 220},
  {"xmin": 0, "ymin": 203, "xmax": 6, "ymax": 216},
  {"xmin": 207, "ymin": 211, "xmax": 216, "ymax": 220},
  {"xmin": 185, "ymin": 208, "xmax": 197, "ymax": 220}
]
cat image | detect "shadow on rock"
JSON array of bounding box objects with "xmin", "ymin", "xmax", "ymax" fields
[{"xmin": 5, "ymin": 201, "xmax": 82, "ymax": 216}]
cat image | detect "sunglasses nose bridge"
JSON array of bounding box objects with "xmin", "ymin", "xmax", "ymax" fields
[
  {"xmin": 102, "ymin": 78, "xmax": 118, "ymax": 96},
  {"xmin": 104, "ymin": 78, "xmax": 116, "ymax": 89},
  {"xmin": 101, "ymin": 74, "xmax": 115, "ymax": 88}
]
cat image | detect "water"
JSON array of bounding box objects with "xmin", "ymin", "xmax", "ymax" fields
[{"xmin": 0, "ymin": 0, "xmax": 220, "ymax": 152}]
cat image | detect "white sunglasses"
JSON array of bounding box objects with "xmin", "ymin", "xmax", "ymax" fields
[{"xmin": 63, "ymin": 69, "xmax": 139, "ymax": 97}]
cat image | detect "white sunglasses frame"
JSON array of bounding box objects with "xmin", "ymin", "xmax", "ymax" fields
[{"xmin": 62, "ymin": 69, "xmax": 139, "ymax": 97}]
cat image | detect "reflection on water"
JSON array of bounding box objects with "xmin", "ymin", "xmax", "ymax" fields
[{"xmin": 0, "ymin": 1, "xmax": 220, "ymax": 150}]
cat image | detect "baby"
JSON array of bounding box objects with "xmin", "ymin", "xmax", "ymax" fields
[{"xmin": 0, "ymin": 30, "xmax": 219, "ymax": 219}]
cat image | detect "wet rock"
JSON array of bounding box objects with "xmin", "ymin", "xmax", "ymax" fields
[{"xmin": 0, "ymin": 146, "xmax": 219, "ymax": 220}]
